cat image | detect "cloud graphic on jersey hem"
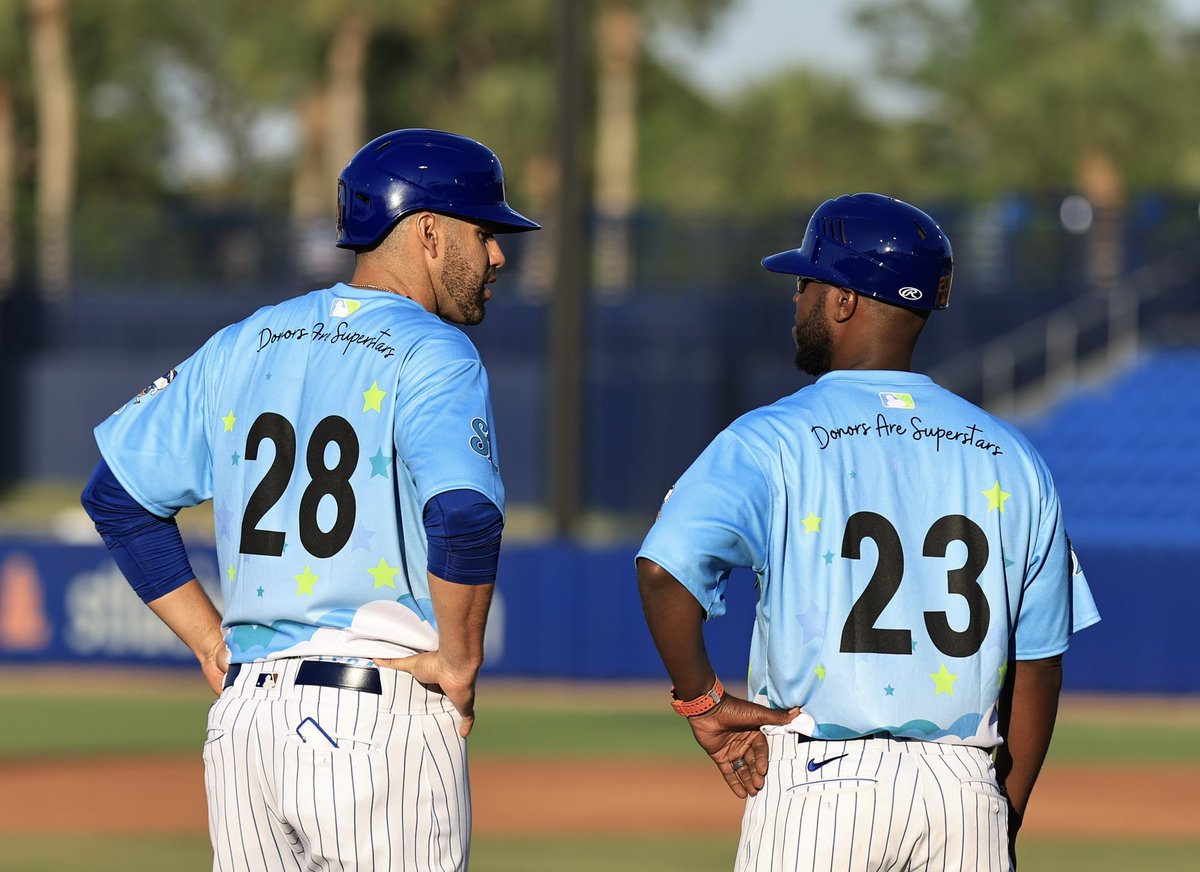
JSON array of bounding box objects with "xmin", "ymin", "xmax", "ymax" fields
[{"xmin": 816, "ymin": 711, "xmax": 984, "ymax": 741}]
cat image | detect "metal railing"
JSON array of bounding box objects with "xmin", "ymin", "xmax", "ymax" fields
[{"xmin": 930, "ymin": 240, "xmax": 1200, "ymax": 418}]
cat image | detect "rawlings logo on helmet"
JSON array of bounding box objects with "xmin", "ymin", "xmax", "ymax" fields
[{"xmin": 898, "ymin": 287, "xmax": 924, "ymax": 301}]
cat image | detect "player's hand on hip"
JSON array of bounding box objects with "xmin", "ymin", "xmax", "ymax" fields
[
  {"xmin": 686, "ymin": 694, "xmax": 800, "ymax": 798},
  {"xmin": 198, "ymin": 637, "xmax": 229, "ymax": 696},
  {"xmin": 375, "ymin": 651, "xmax": 479, "ymax": 738}
]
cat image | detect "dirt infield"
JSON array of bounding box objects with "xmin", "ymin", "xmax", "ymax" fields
[{"xmin": 0, "ymin": 754, "xmax": 1195, "ymax": 840}]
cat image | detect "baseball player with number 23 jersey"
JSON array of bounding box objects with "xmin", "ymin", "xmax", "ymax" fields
[
  {"xmin": 83, "ymin": 129, "xmax": 539, "ymax": 871},
  {"xmin": 637, "ymin": 194, "xmax": 1099, "ymax": 871}
]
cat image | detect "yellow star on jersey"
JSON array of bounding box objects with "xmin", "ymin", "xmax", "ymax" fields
[
  {"xmin": 930, "ymin": 663, "xmax": 959, "ymax": 696},
  {"xmin": 227, "ymin": 566, "xmax": 236, "ymax": 582},
  {"xmin": 998, "ymin": 660, "xmax": 1009, "ymax": 688},
  {"xmin": 802, "ymin": 512, "xmax": 822, "ymax": 533},
  {"xmin": 221, "ymin": 410, "xmax": 237, "ymax": 432},
  {"xmin": 983, "ymin": 481, "xmax": 1011, "ymax": 513},
  {"xmin": 362, "ymin": 381, "xmax": 387, "ymax": 413},
  {"xmin": 368, "ymin": 558, "xmax": 399, "ymax": 589},
  {"xmin": 295, "ymin": 565, "xmax": 319, "ymax": 596},
  {"xmin": 814, "ymin": 663, "xmax": 826, "ymax": 680}
]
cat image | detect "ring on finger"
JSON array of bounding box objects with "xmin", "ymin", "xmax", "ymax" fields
[{"xmin": 731, "ymin": 757, "xmax": 748, "ymax": 772}]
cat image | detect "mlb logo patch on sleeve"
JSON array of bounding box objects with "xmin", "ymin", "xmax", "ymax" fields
[{"xmin": 879, "ymin": 392, "xmax": 915, "ymax": 410}]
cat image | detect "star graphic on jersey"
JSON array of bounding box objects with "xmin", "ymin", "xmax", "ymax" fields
[
  {"xmin": 221, "ymin": 410, "xmax": 237, "ymax": 432},
  {"xmin": 802, "ymin": 512, "xmax": 822, "ymax": 533},
  {"xmin": 369, "ymin": 447, "xmax": 393, "ymax": 478},
  {"xmin": 1003, "ymin": 556, "xmax": 1015, "ymax": 569},
  {"xmin": 796, "ymin": 608, "xmax": 827, "ymax": 644},
  {"xmin": 884, "ymin": 685, "xmax": 895, "ymax": 696},
  {"xmin": 368, "ymin": 558, "xmax": 399, "ymax": 589},
  {"xmin": 231, "ymin": 451, "xmax": 240, "ymax": 466},
  {"xmin": 362, "ymin": 381, "xmax": 387, "ymax": 413},
  {"xmin": 849, "ymin": 471, "xmax": 857, "ymax": 479},
  {"xmin": 265, "ymin": 372, "xmax": 272, "ymax": 381},
  {"xmin": 822, "ymin": 550, "xmax": 834, "ymax": 565},
  {"xmin": 351, "ymin": 525, "xmax": 377, "ymax": 553},
  {"xmin": 930, "ymin": 663, "xmax": 958, "ymax": 696},
  {"xmin": 295, "ymin": 565, "xmax": 319, "ymax": 596},
  {"xmin": 227, "ymin": 566, "xmax": 236, "ymax": 581},
  {"xmin": 814, "ymin": 663, "xmax": 827, "ymax": 680},
  {"xmin": 213, "ymin": 506, "xmax": 234, "ymax": 538},
  {"xmin": 912, "ymin": 639, "xmax": 918, "ymax": 651},
  {"xmin": 256, "ymin": 586, "xmax": 264, "ymax": 598},
  {"xmin": 983, "ymin": 481, "xmax": 1011, "ymax": 513},
  {"xmin": 998, "ymin": 660, "xmax": 1009, "ymax": 688}
]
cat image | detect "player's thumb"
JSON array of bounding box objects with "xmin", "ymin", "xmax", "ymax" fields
[
  {"xmin": 374, "ymin": 654, "xmax": 420, "ymax": 674},
  {"xmin": 716, "ymin": 695, "xmax": 801, "ymax": 728},
  {"xmin": 761, "ymin": 705, "xmax": 802, "ymax": 727}
]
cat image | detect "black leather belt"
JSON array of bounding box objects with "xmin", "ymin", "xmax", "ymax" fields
[{"xmin": 223, "ymin": 661, "xmax": 382, "ymax": 694}]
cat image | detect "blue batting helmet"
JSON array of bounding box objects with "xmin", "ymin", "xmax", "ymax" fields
[
  {"xmin": 762, "ymin": 193, "xmax": 953, "ymax": 311},
  {"xmin": 336, "ymin": 129, "xmax": 540, "ymax": 250}
]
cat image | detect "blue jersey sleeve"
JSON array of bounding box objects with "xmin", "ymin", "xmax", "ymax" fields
[
  {"xmin": 637, "ymin": 429, "xmax": 771, "ymax": 619},
  {"xmin": 1012, "ymin": 461, "xmax": 1100, "ymax": 659},
  {"xmin": 93, "ymin": 335, "xmax": 224, "ymax": 516},
  {"xmin": 393, "ymin": 331, "xmax": 504, "ymax": 513}
]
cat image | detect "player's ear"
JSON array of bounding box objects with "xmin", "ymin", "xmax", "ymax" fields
[
  {"xmin": 831, "ymin": 286, "xmax": 858, "ymax": 323},
  {"xmin": 414, "ymin": 212, "xmax": 441, "ymax": 259}
]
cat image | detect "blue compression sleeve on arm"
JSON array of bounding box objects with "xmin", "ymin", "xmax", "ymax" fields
[
  {"xmin": 423, "ymin": 489, "xmax": 504, "ymax": 585},
  {"xmin": 80, "ymin": 459, "xmax": 197, "ymax": 604}
]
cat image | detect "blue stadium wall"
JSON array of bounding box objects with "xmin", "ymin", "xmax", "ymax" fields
[{"xmin": 0, "ymin": 536, "xmax": 1193, "ymax": 694}]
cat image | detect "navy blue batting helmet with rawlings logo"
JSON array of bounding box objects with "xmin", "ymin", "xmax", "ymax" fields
[
  {"xmin": 762, "ymin": 193, "xmax": 953, "ymax": 311},
  {"xmin": 336, "ymin": 129, "xmax": 540, "ymax": 250}
]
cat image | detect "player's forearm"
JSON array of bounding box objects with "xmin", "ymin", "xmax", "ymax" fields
[
  {"xmin": 995, "ymin": 654, "xmax": 1063, "ymax": 824},
  {"xmin": 636, "ymin": 558, "xmax": 715, "ymax": 699},
  {"xmin": 426, "ymin": 573, "xmax": 493, "ymax": 676},
  {"xmin": 147, "ymin": 578, "xmax": 225, "ymax": 662}
]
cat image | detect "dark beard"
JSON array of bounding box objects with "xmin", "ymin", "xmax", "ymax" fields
[
  {"xmin": 793, "ymin": 305, "xmax": 833, "ymax": 376},
  {"xmin": 440, "ymin": 237, "xmax": 488, "ymax": 325}
]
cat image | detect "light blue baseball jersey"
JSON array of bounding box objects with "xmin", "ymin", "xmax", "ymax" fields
[
  {"xmin": 95, "ymin": 283, "xmax": 504, "ymax": 664},
  {"xmin": 638, "ymin": 370, "xmax": 1099, "ymax": 748}
]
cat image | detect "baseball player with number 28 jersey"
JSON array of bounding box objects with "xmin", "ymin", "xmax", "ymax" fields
[
  {"xmin": 637, "ymin": 194, "xmax": 1099, "ymax": 871},
  {"xmin": 83, "ymin": 129, "xmax": 539, "ymax": 871}
]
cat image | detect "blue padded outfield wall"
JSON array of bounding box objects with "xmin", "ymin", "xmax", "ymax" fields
[{"xmin": 0, "ymin": 536, "xmax": 1194, "ymax": 694}]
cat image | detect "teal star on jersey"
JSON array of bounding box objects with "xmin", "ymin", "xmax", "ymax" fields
[
  {"xmin": 884, "ymin": 685, "xmax": 895, "ymax": 696},
  {"xmin": 823, "ymin": 550, "xmax": 834, "ymax": 565},
  {"xmin": 256, "ymin": 586, "xmax": 264, "ymax": 597},
  {"xmin": 231, "ymin": 451, "xmax": 240, "ymax": 465},
  {"xmin": 369, "ymin": 447, "xmax": 393, "ymax": 478},
  {"xmin": 849, "ymin": 471, "xmax": 857, "ymax": 479}
]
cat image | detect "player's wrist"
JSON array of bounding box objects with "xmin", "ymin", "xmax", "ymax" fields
[{"xmin": 670, "ymin": 675, "xmax": 725, "ymax": 717}]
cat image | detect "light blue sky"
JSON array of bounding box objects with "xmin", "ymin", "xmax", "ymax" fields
[{"xmin": 650, "ymin": 0, "xmax": 1200, "ymax": 113}]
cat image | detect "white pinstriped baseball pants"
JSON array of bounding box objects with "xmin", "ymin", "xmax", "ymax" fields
[
  {"xmin": 203, "ymin": 657, "xmax": 469, "ymax": 872},
  {"xmin": 735, "ymin": 733, "xmax": 1010, "ymax": 872}
]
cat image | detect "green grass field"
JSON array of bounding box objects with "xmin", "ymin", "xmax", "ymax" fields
[{"xmin": 1, "ymin": 674, "xmax": 1197, "ymax": 871}]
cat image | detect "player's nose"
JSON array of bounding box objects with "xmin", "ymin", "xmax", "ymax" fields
[{"xmin": 488, "ymin": 238, "xmax": 506, "ymax": 271}]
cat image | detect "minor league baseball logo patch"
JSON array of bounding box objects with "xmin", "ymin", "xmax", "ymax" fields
[
  {"xmin": 132, "ymin": 370, "xmax": 178, "ymax": 404},
  {"xmin": 656, "ymin": 485, "xmax": 675, "ymax": 519},
  {"xmin": 469, "ymin": 417, "xmax": 493, "ymax": 459}
]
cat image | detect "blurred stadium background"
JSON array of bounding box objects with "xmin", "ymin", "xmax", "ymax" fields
[{"xmin": 0, "ymin": 1, "xmax": 1197, "ymax": 869}]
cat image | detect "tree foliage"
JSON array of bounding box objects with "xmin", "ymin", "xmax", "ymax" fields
[{"xmin": 853, "ymin": 0, "xmax": 1200, "ymax": 198}]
